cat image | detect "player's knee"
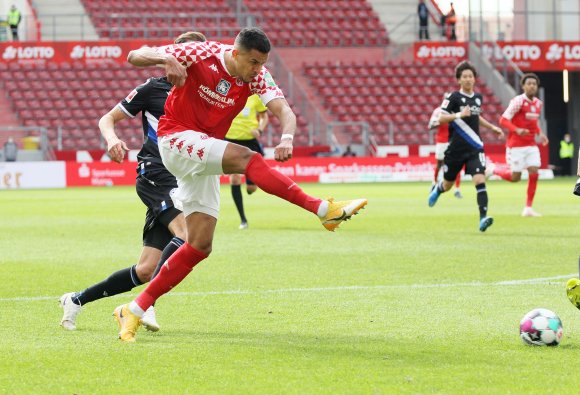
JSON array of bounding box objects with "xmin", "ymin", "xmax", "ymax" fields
[
  {"xmin": 188, "ymin": 239, "xmax": 212, "ymax": 256},
  {"xmin": 512, "ymin": 173, "xmax": 522, "ymax": 182},
  {"xmin": 231, "ymin": 174, "xmax": 242, "ymax": 185},
  {"xmin": 135, "ymin": 261, "xmax": 155, "ymax": 283}
]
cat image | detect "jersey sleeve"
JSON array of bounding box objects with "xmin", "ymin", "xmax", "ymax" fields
[
  {"xmin": 428, "ymin": 108, "xmax": 440, "ymax": 129},
  {"xmin": 117, "ymin": 78, "xmax": 153, "ymax": 118},
  {"xmin": 501, "ymin": 96, "xmax": 523, "ymax": 120},
  {"xmin": 153, "ymin": 41, "xmax": 218, "ymax": 68},
  {"xmin": 440, "ymin": 93, "xmax": 458, "ymax": 114},
  {"xmin": 250, "ymin": 67, "xmax": 285, "ymax": 106}
]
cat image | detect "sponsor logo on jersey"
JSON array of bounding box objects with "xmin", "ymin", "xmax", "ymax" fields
[
  {"xmin": 264, "ymin": 71, "xmax": 276, "ymax": 87},
  {"xmin": 461, "ymin": 98, "xmax": 466, "ymax": 103},
  {"xmin": 125, "ymin": 89, "xmax": 138, "ymax": 103},
  {"xmin": 216, "ymin": 79, "xmax": 231, "ymax": 96},
  {"xmin": 209, "ymin": 64, "xmax": 218, "ymax": 73},
  {"xmin": 2, "ymin": 45, "xmax": 55, "ymax": 60}
]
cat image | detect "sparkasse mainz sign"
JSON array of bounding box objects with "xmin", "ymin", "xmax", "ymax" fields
[{"xmin": 414, "ymin": 41, "xmax": 580, "ymax": 71}]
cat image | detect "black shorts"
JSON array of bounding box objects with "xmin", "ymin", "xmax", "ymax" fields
[
  {"xmin": 225, "ymin": 137, "xmax": 264, "ymax": 185},
  {"xmin": 443, "ymin": 149, "xmax": 486, "ymax": 181},
  {"xmin": 135, "ymin": 165, "xmax": 181, "ymax": 250}
]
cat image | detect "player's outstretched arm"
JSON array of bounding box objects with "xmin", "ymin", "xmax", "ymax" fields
[
  {"xmin": 99, "ymin": 107, "xmax": 130, "ymax": 163},
  {"xmin": 267, "ymin": 98, "xmax": 296, "ymax": 163}
]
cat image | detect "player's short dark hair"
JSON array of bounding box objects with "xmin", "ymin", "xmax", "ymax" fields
[
  {"xmin": 520, "ymin": 73, "xmax": 540, "ymax": 86},
  {"xmin": 455, "ymin": 61, "xmax": 477, "ymax": 79},
  {"xmin": 235, "ymin": 28, "xmax": 271, "ymax": 53},
  {"xmin": 174, "ymin": 31, "xmax": 206, "ymax": 44}
]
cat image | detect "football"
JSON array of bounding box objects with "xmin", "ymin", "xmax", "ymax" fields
[{"xmin": 519, "ymin": 308, "xmax": 563, "ymax": 346}]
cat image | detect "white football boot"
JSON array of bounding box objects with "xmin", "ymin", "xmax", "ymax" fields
[
  {"xmin": 59, "ymin": 292, "xmax": 81, "ymax": 331},
  {"xmin": 141, "ymin": 306, "xmax": 160, "ymax": 332}
]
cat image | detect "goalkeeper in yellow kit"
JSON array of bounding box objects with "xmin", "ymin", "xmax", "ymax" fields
[{"xmin": 225, "ymin": 94, "xmax": 269, "ymax": 229}]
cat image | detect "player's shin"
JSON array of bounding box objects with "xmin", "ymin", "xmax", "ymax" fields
[
  {"xmin": 476, "ymin": 183, "xmax": 488, "ymax": 219},
  {"xmin": 132, "ymin": 243, "xmax": 207, "ymax": 315},
  {"xmin": 526, "ymin": 173, "xmax": 538, "ymax": 207},
  {"xmin": 150, "ymin": 237, "xmax": 185, "ymax": 281},
  {"xmin": 73, "ymin": 265, "xmax": 143, "ymax": 306},
  {"xmin": 244, "ymin": 153, "xmax": 322, "ymax": 214}
]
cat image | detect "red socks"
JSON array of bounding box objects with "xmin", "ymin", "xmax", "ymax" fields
[
  {"xmin": 527, "ymin": 173, "xmax": 539, "ymax": 207},
  {"xmin": 455, "ymin": 173, "xmax": 461, "ymax": 189},
  {"xmin": 493, "ymin": 164, "xmax": 514, "ymax": 182},
  {"xmin": 135, "ymin": 243, "xmax": 207, "ymax": 311},
  {"xmin": 245, "ymin": 154, "xmax": 322, "ymax": 214}
]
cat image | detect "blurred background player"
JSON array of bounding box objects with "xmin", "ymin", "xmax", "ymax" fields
[
  {"xmin": 428, "ymin": 61, "xmax": 503, "ymax": 232},
  {"xmin": 225, "ymin": 94, "xmax": 269, "ymax": 229},
  {"xmin": 428, "ymin": 93, "xmax": 462, "ymax": 198},
  {"xmin": 113, "ymin": 28, "xmax": 367, "ymax": 342},
  {"xmin": 487, "ymin": 73, "xmax": 548, "ymax": 217},
  {"xmin": 58, "ymin": 32, "xmax": 206, "ymax": 332}
]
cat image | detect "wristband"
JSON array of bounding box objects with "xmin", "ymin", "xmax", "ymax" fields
[
  {"xmin": 455, "ymin": 113, "xmax": 461, "ymax": 120},
  {"xmin": 281, "ymin": 134, "xmax": 294, "ymax": 141}
]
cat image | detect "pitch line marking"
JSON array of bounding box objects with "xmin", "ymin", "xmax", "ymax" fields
[{"xmin": 0, "ymin": 274, "xmax": 574, "ymax": 303}]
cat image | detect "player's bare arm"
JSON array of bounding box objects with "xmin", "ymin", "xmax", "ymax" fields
[
  {"xmin": 251, "ymin": 111, "xmax": 269, "ymax": 139},
  {"xmin": 98, "ymin": 107, "xmax": 130, "ymax": 163},
  {"xmin": 127, "ymin": 47, "xmax": 187, "ymax": 87},
  {"xmin": 479, "ymin": 116, "xmax": 504, "ymax": 138},
  {"xmin": 267, "ymin": 98, "xmax": 296, "ymax": 163},
  {"xmin": 439, "ymin": 105, "xmax": 471, "ymax": 124}
]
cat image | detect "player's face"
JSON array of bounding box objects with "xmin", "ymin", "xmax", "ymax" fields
[
  {"xmin": 522, "ymin": 78, "xmax": 538, "ymax": 97},
  {"xmin": 458, "ymin": 70, "xmax": 475, "ymax": 92},
  {"xmin": 234, "ymin": 48, "xmax": 268, "ymax": 83}
]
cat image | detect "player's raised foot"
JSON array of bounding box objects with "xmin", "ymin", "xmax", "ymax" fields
[
  {"xmin": 320, "ymin": 198, "xmax": 367, "ymax": 231},
  {"xmin": 566, "ymin": 278, "xmax": 580, "ymax": 309},
  {"xmin": 113, "ymin": 304, "xmax": 142, "ymax": 342},
  {"xmin": 479, "ymin": 216, "xmax": 494, "ymax": 232},
  {"xmin": 521, "ymin": 207, "xmax": 542, "ymax": 217},
  {"xmin": 59, "ymin": 292, "xmax": 81, "ymax": 331},
  {"xmin": 141, "ymin": 306, "xmax": 160, "ymax": 332},
  {"xmin": 428, "ymin": 186, "xmax": 441, "ymax": 207},
  {"xmin": 454, "ymin": 189, "xmax": 463, "ymax": 199},
  {"xmin": 239, "ymin": 221, "xmax": 249, "ymax": 230}
]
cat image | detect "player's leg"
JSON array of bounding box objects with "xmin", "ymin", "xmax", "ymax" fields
[
  {"xmin": 230, "ymin": 173, "xmax": 248, "ymax": 229},
  {"xmin": 116, "ymin": 193, "xmax": 217, "ymax": 342},
  {"xmin": 428, "ymin": 155, "xmax": 459, "ymax": 207},
  {"xmin": 468, "ymin": 152, "xmax": 493, "ymax": 231},
  {"xmin": 454, "ymin": 168, "xmax": 463, "ymax": 199},
  {"xmin": 433, "ymin": 159, "xmax": 442, "ymax": 184},
  {"xmin": 59, "ymin": 245, "xmax": 160, "ymax": 331},
  {"xmin": 519, "ymin": 146, "xmax": 542, "ymax": 216},
  {"xmin": 222, "ymin": 141, "xmax": 366, "ymax": 231},
  {"xmin": 245, "ymin": 138, "xmax": 263, "ymax": 196},
  {"xmin": 491, "ymin": 147, "xmax": 522, "ymax": 182}
]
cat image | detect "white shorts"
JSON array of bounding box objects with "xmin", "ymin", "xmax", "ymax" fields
[
  {"xmin": 506, "ymin": 146, "xmax": 541, "ymax": 173},
  {"xmin": 435, "ymin": 142, "xmax": 448, "ymax": 160},
  {"xmin": 159, "ymin": 130, "xmax": 228, "ymax": 219}
]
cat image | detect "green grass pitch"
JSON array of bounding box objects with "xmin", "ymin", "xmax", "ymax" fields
[{"xmin": 1, "ymin": 179, "xmax": 579, "ymax": 394}]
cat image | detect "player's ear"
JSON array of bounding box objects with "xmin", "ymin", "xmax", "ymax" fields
[{"xmin": 232, "ymin": 49, "xmax": 238, "ymax": 60}]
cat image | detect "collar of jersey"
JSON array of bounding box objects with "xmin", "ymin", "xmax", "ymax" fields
[
  {"xmin": 459, "ymin": 90, "xmax": 475, "ymax": 98},
  {"xmin": 218, "ymin": 45, "xmax": 234, "ymax": 77}
]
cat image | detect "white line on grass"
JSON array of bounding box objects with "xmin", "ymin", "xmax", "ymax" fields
[{"xmin": 0, "ymin": 274, "xmax": 574, "ymax": 303}]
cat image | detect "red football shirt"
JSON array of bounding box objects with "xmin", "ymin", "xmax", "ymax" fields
[
  {"xmin": 501, "ymin": 94, "xmax": 543, "ymax": 148},
  {"xmin": 428, "ymin": 107, "xmax": 449, "ymax": 143},
  {"xmin": 153, "ymin": 41, "xmax": 285, "ymax": 139}
]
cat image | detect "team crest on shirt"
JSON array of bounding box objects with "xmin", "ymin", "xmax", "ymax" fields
[
  {"xmin": 461, "ymin": 97, "xmax": 466, "ymax": 103},
  {"xmin": 475, "ymin": 98, "xmax": 481, "ymax": 106},
  {"xmin": 216, "ymin": 79, "xmax": 231, "ymax": 96}
]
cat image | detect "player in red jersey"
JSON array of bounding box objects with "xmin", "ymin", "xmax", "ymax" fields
[
  {"xmin": 112, "ymin": 28, "xmax": 367, "ymax": 342},
  {"xmin": 428, "ymin": 93, "xmax": 462, "ymax": 198},
  {"xmin": 487, "ymin": 73, "xmax": 549, "ymax": 217}
]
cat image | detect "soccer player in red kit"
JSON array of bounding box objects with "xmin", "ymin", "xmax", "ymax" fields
[
  {"xmin": 428, "ymin": 93, "xmax": 462, "ymax": 198},
  {"xmin": 488, "ymin": 73, "xmax": 548, "ymax": 217},
  {"xmin": 112, "ymin": 28, "xmax": 367, "ymax": 342}
]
